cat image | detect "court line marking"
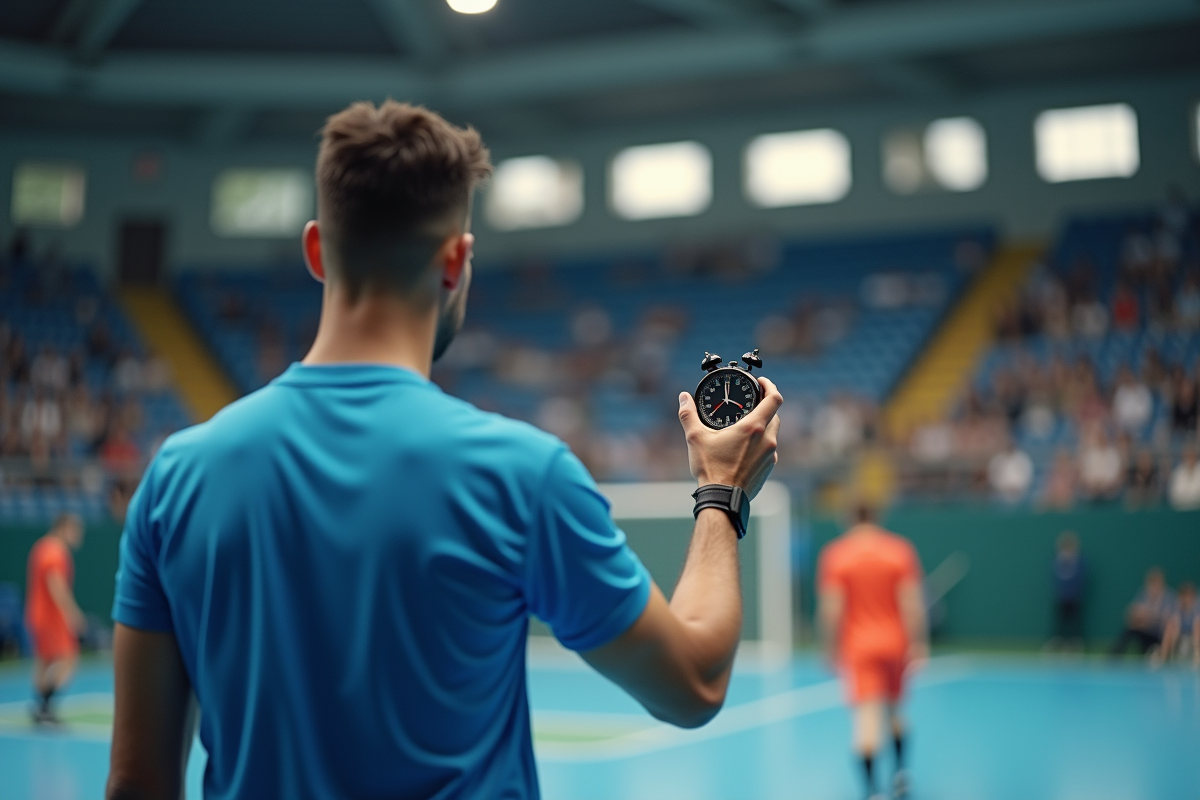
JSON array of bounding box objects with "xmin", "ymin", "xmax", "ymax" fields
[
  {"xmin": 0, "ymin": 691, "xmax": 114, "ymax": 742},
  {"xmin": 535, "ymin": 657, "xmax": 978, "ymax": 762}
]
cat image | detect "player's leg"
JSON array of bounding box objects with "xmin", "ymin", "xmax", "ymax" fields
[
  {"xmin": 886, "ymin": 658, "xmax": 910, "ymax": 797},
  {"xmin": 852, "ymin": 699, "xmax": 886, "ymax": 800}
]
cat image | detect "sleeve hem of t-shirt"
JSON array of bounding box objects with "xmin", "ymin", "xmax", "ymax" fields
[
  {"xmin": 556, "ymin": 565, "xmax": 652, "ymax": 653},
  {"xmin": 111, "ymin": 600, "xmax": 174, "ymax": 634}
]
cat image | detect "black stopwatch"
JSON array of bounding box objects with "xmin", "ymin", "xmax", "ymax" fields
[{"xmin": 693, "ymin": 349, "xmax": 765, "ymax": 430}]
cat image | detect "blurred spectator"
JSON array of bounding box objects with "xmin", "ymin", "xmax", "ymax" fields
[
  {"xmin": 30, "ymin": 346, "xmax": 69, "ymax": 393},
  {"xmin": 1111, "ymin": 367, "xmax": 1152, "ymax": 434},
  {"xmin": 1041, "ymin": 448, "xmax": 1078, "ymax": 510},
  {"xmin": 113, "ymin": 349, "xmax": 145, "ymax": 394},
  {"xmin": 987, "ymin": 440, "xmax": 1032, "ymax": 504},
  {"xmin": 86, "ymin": 322, "xmax": 117, "ymax": 367},
  {"xmin": 99, "ymin": 421, "xmax": 141, "ymax": 479},
  {"xmin": 1071, "ymin": 292, "xmax": 1108, "ymax": 339},
  {"xmin": 1176, "ymin": 273, "xmax": 1200, "ymax": 330},
  {"xmin": 1171, "ymin": 378, "xmax": 1198, "ymax": 434},
  {"xmin": 1168, "ymin": 445, "xmax": 1200, "ymax": 511},
  {"xmin": 1110, "ymin": 568, "xmax": 1174, "ymax": 660},
  {"xmin": 1158, "ymin": 582, "xmax": 1199, "ymax": 669},
  {"xmin": 20, "ymin": 390, "xmax": 63, "ymax": 452},
  {"xmin": 1125, "ymin": 449, "xmax": 1161, "ymax": 508},
  {"xmin": 1077, "ymin": 428, "xmax": 1123, "ymax": 502},
  {"xmin": 1050, "ymin": 531, "xmax": 1086, "ymax": 651},
  {"xmin": 812, "ymin": 395, "xmax": 864, "ymax": 460},
  {"xmin": 5, "ymin": 335, "xmax": 31, "ymax": 384},
  {"xmin": 1110, "ymin": 284, "xmax": 1139, "ymax": 331}
]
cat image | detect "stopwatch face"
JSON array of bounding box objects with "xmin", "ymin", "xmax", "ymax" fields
[{"xmin": 695, "ymin": 369, "xmax": 760, "ymax": 429}]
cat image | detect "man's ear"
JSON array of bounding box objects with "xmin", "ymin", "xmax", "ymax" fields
[
  {"xmin": 302, "ymin": 221, "xmax": 325, "ymax": 283},
  {"xmin": 442, "ymin": 232, "xmax": 474, "ymax": 291}
]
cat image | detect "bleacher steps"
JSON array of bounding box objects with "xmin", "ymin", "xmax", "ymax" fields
[
  {"xmin": 120, "ymin": 286, "xmax": 239, "ymax": 422},
  {"xmin": 884, "ymin": 243, "xmax": 1043, "ymax": 439}
]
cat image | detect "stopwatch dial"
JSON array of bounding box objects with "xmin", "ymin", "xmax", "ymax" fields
[{"xmin": 696, "ymin": 371, "xmax": 758, "ymax": 429}]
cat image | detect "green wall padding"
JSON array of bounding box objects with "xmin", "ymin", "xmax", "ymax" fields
[
  {"xmin": 805, "ymin": 507, "xmax": 1200, "ymax": 643},
  {"xmin": 0, "ymin": 522, "xmax": 124, "ymax": 624}
]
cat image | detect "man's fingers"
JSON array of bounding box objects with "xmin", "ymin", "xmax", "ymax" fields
[
  {"xmin": 745, "ymin": 377, "xmax": 783, "ymax": 426},
  {"xmin": 765, "ymin": 414, "xmax": 782, "ymax": 444}
]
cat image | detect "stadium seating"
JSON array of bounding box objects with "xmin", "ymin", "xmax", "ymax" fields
[{"xmin": 0, "ymin": 259, "xmax": 192, "ymax": 521}]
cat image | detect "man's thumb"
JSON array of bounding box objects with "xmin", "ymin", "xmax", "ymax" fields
[{"xmin": 678, "ymin": 392, "xmax": 699, "ymax": 430}]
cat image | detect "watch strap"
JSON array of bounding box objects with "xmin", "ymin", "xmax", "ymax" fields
[{"xmin": 691, "ymin": 484, "xmax": 750, "ymax": 539}]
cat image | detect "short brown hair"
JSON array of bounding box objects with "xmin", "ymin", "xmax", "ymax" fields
[{"xmin": 316, "ymin": 100, "xmax": 491, "ymax": 294}]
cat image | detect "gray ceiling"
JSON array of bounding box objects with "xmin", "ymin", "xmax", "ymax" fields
[{"xmin": 0, "ymin": 0, "xmax": 1197, "ymax": 144}]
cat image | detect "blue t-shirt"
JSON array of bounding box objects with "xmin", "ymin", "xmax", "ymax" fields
[{"xmin": 113, "ymin": 363, "xmax": 651, "ymax": 800}]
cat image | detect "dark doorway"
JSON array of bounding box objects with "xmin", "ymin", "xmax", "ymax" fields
[{"xmin": 118, "ymin": 219, "xmax": 167, "ymax": 285}]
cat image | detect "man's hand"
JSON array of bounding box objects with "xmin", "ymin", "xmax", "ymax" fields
[{"xmin": 678, "ymin": 376, "xmax": 783, "ymax": 499}]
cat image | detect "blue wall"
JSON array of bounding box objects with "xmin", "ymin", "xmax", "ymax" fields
[{"xmin": 1, "ymin": 69, "xmax": 1197, "ymax": 278}]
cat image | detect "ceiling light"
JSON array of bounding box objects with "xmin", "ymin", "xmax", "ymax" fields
[{"xmin": 446, "ymin": 0, "xmax": 497, "ymax": 13}]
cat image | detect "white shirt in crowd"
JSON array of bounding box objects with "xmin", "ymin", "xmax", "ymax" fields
[
  {"xmin": 1113, "ymin": 381, "xmax": 1153, "ymax": 432},
  {"xmin": 1169, "ymin": 459, "xmax": 1200, "ymax": 510},
  {"xmin": 989, "ymin": 448, "xmax": 1033, "ymax": 503},
  {"xmin": 1079, "ymin": 443, "xmax": 1122, "ymax": 492}
]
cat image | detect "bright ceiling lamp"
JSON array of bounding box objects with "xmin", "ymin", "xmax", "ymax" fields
[{"xmin": 447, "ymin": 0, "xmax": 497, "ymax": 13}]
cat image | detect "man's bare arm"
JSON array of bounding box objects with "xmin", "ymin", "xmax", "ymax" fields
[
  {"xmin": 107, "ymin": 624, "xmax": 197, "ymax": 800},
  {"xmin": 818, "ymin": 586, "xmax": 845, "ymax": 665},
  {"xmin": 897, "ymin": 579, "xmax": 929, "ymax": 664},
  {"xmin": 46, "ymin": 572, "xmax": 85, "ymax": 633},
  {"xmin": 582, "ymin": 379, "xmax": 783, "ymax": 729}
]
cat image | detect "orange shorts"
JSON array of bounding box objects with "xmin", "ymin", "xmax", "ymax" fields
[
  {"xmin": 844, "ymin": 654, "xmax": 907, "ymax": 704},
  {"xmin": 31, "ymin": 623, "xmax": 78, "ymax": 663}
]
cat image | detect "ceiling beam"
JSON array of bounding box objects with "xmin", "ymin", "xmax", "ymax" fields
[
  {"xmin": 0, "ymin": 0, "xmax": 1195, "ymax": 110},
  {"xmin": 76, "ymin": 0, "xmax": 146, "ymax": 59},
  {"xmin": 362, "ymin": 0, "xmax": 447, "ymax": 62},
  {"xmin": 863, "ymin": 60, "xmax": 953, "ymax": 99},
  {"xmin": 633, "ymin": 0, "xmax": 758, "ymax": 29}
]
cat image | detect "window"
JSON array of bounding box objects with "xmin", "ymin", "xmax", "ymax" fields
[
  {"xmin": 1194, "ymin": 102, "xmax": 1200, "ymax": 162},
  {"xmin": 486, "ymin": 156, "xmax": 583, "ymax": 231},
  {"xmin": 610, "ymin": 141, "xmax": 711, "ymax": 220},
  {"xmin": 924, "ymin": 117, "xmax": 987, "ymax": 192},
  {"xmin": 211, "ymin": 169, "xmax": 312, "ymax": 237},
  {"xmin": 745, "ymin": 129, "xmax": 851, "ymax": 207},
  {"xmin": 1035, "ymin": 103, "xmax": 1139, "ymax": 183},
  {"xmin": 11, "ymin": 162, "xmax": 85, "ymax": 227},
  {"xmin": 883, "ymin": 117, "xmax": 987, "ymax": 194}
]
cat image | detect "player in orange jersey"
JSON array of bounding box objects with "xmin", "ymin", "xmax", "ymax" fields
[
  {"xmin": 818, "ymin": 505, "xmax": 928, "ymax": 800},
  {"xmin": 25, "ymin": 513, "xmax": 86, "ymax": 725}
]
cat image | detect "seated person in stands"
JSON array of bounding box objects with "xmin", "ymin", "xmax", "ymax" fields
[
  {"xmin": 1110, "ymin": 568, "xmax": 1175, "ymax": 660},
  {"xmin": 1157, "ymin": 582, "xmax": 1199, "ymax": 669},
  {"xmin": 1077, "ymin": 428, "xmax": 1123, "ymax": 502}
]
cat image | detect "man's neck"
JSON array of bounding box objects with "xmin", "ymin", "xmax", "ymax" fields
[{"xmin": 303, "ymin": 284, "xmax": 437, "ymax": 377}]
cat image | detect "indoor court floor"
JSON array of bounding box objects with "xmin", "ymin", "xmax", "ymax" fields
[{"xmin": 1, "ymin": 653, "xmax": 1197, "ymax": 800}]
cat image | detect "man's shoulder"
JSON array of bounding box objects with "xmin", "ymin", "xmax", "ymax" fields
[{"xmin": 153, "ymin": 380, "xmax": 567, "ymax": 476}]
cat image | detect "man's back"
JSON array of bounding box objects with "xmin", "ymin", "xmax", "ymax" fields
[
  {"xmin": 113, "ymin": 363, "xmax": 650, "ymax": 799},
  {"xmin": 819, "ymin": 526, "xmax": 921, "ymax": 660}
]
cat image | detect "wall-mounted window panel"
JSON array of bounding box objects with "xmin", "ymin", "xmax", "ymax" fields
[
  {"xmin": 11, "ymin": 162, "xmax": 86, "ymax": 227},
  {"xmin": 883, "ymin": 117, "xmax": 987, "ymax": 194},
  {"xmin": 924, "ymin": 117, "xmax": 987, "ymax": 192},
  {"xmin": 1194, "ymin": 102, "xmax": 1200, "ymax": 163},
  {"xmin": 882, "ymin": 130, "xmax": 925, "ymax": 195},
  {"xmin": 211, "ymin": 169, "xmax": 312, "ymax": 237},
  {"xmin": 610, "ymin": 141, "xmax": 711, "ymax": 220},
  {"xmin": 486, "ymin": 156, "xmax": 583, "ymax": 231},
  {"xmin": 1035, "ymin": 103, "xmax": 1138, "ymax": 183},
  {"xmin": 745, "ymin": 129, "xmax": 851, "ymax": 207}
]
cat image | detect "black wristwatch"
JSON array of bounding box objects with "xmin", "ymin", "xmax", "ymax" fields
[{"xmin": 692, "ymin": 484, "xmax": 750, "ymax": 539}]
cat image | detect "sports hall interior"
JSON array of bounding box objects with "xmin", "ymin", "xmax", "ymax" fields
[{"xmin": 0, "ymin": 0, "xmax": 1198, "ymax": 798}]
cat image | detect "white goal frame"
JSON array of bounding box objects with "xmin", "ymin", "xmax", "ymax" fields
[{"xmin": 529, "ymin": 481, "xmax": 792, "ymax": 669}]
